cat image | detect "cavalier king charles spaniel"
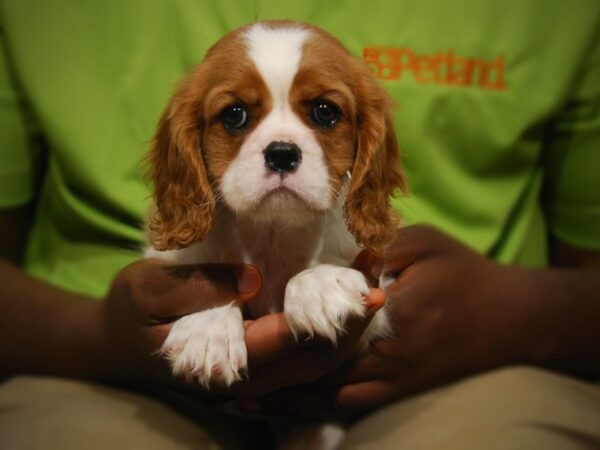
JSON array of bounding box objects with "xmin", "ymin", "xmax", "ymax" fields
[{"xmin": 145, "ymin": 20, "xmax": 405, "ymax": 391}]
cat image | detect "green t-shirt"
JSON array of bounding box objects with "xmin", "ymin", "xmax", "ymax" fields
[{"xmin": 1, "ymin": 0, "xmax": 599, "ymax": 298}]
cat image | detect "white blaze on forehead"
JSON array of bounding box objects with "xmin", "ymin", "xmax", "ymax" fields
[
  {"xmin": 219, "ymin": 23, "xmax": 333, "ymax": 218},
  {"xmin": 244, "ymin": 23, "xmax": 310, "ymax": 104}
]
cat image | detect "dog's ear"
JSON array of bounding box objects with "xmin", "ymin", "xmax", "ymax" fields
[
  {"xmin": 344, "ymin": 69, "xmax": 407, "ymax": 255},
  {"xmin": 147, "ymin": 75, "xmax": 215, "ymax": 251}
]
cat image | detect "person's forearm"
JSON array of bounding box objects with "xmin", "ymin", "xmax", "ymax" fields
[
  {"xmin": 0, "ymin": 259, "xmax": 109, "ymax": 380},
  {"xmin": 527, "ymin": 265, "xmax": 600, "ymax": 378}
]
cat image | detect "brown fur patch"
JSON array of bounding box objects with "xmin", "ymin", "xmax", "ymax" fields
[
  {"xmin": 294, "ymin": 27, "xmax": 407, "ymax": 254},
  {"xmin": 147, "ymin": 25, "xmax": 272, "ymax": 250}
]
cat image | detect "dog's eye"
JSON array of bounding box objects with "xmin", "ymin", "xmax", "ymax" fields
[
  {"xmin": 311, "ymin": 100, "xmax": 340, "ymax": 128},
  {"xmin": 221, "ymin": 105, "xmax": 248, "ymax": 132}
]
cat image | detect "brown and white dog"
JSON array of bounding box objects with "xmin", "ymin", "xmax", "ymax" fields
[{"xmin": 145, "ymin": 20, "xmax": 405, "ymax": 393}]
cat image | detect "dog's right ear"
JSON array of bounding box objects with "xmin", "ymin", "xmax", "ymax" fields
[{"xmin": 147, "ymin": 76, "xmax": 215, "ymax": 251}]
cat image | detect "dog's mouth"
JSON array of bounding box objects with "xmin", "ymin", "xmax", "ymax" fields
[
  {"xmin": 263, "ymin": 185, "xmax": 305, "ymax": 202},
  {"xmin": 244, "ymin": 185, "xmax": 328, "ymax": 221},
  {"xmin": 260, "ymin": 185, "xmax": 315, "ymax": 209},
  {"xmin": 218, "ymin": 168, "xmax": 335, "ymax": 222}
]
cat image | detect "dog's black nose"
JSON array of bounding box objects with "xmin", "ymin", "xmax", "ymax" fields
[{"xmin": 264, "ymin": 141, "xmax": 301, "ymax": 174}]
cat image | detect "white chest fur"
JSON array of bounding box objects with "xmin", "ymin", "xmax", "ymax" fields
[
  {"xmin": 147, "ymin": 201, "xmax": 390, "ymax": 392},
  {"xmin": 147, "ymin": 204, "xmax": 360, "ymax": 318}
]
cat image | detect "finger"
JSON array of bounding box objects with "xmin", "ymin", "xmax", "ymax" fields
[
  {"xmin": 249, "ymin": 289, "xmax": 385, "ymax": 368},
  {"xmin": 233, "ymin": 265, "xmax": 263, "ymax": 302},
  {"xmin": 245, "ymin": 289, "xmax": 384, "ymax": 370},
  {"xmin": 240, "ymin": 341, "xmax": 344, "ymax": 396},
  {"xmin": 383, "ymin": 225, "xmax": 457, "ymax": 276},
  {"xmin": 244, "ymin": 313, "xmax": 321, "ymax": 368},
  {"xmin": 335, "ymin": 380, "xmax": 396, "ymax": 415},
  {"xmin": 334, "ymin": 288, "xmax": 386, "ymax": 349},
  {"xmin": 121, "ymin": 259, "xmax": 262, "ymax": 322},
  {"xmin": 312, "ymin": 351, "xmax": 385, "ymax": 387},
  {"xmin": 247, "ymin": 305, "xmax": 382, "ymax": 394},
  {"xmin": 364, "ymin": 288, "xmax": 386, "ymax": 310},
  {"xmin": 238, "ymin": 380, "xmax": 395, "ymax": 420},
  {"xmin": 240, "ymin": 295, "xmax": 385, "ymax": 395},
  {"xmin": 352, "ymin": 250, "xmax": 384, "ymax": 286},
  {"xmin": 140, "ymin": 322, "xmax": 173, "ymax": 351}
]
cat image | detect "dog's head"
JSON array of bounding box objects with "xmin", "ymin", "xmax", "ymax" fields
[{"xmin": 148, "ymin": 20, "xmax": 406, "ymax": 254}]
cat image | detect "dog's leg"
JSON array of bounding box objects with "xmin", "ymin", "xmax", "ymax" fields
[
  {"xmin": 160, "ymin": 302, "xmax": 246, "ymax": 387},
  {"xmin": 282, "ymin": 265, "xmax": 391, "ymax": 450},
  {"xmin": 284, "ymin": 264, "xmax": 390, "ymax": 348}
]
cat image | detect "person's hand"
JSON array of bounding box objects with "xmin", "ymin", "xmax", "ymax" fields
[
  {"xmin": 98, "ymin": 256, "xmax": 382, "ymax": 398},
  {"xmin": 98, "ymin": 258, "xmax": 262, "ymax": 392},
  {"xmin": 213, "ymin": 254, "xmax": 387, "ymax": 401},
  {"xmin": 232, "ymin": 288, "xmax": 385, "ymax": 399},
  {"xmin": 242, "ymin": 225, "xmax": 547, "ymax": 419}
]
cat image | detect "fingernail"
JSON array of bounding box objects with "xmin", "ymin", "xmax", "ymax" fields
[
  {"xmin": 235, "ymin": 265, "xmax": 261, "ymax": 295},
  {"xmin": 366, "ymin": 288, "xmax": 386, "ymax": 312},
  {"xmin": 237, "ymin": 397, "xmax": 262, "ymax": 414}
]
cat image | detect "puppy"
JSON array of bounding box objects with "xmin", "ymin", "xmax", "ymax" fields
[{"xmin": 145, "ymin": 20, "xmax": 405, "ymax": 394}]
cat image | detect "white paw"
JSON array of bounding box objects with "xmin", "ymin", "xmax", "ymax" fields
[
  {"xmin": 160, "ymin": 303, "xmax": 246, "ymax": 388},
  {"xmin": 284, "ymin": 264, "xmax": 373, "ymax": 344}
]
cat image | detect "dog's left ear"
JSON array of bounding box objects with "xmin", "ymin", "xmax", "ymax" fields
[{"xmin": 344, "ymin": 69, "xmax": 407, "ymax": 255}]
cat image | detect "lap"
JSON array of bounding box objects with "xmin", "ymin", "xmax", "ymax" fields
[
  {"xmin": 343, "ymin": 366, "xmax": 600, "ymax": 450},
  {"xmin": 3, "ymin": 368, "xmax": 598, "ymax": 449},
  {"xmin": 0, "ymin": 375, "xmax": 264, "ymax": 450}
]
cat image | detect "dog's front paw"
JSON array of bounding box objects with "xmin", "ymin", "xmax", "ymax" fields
[
  {"xmin": 160, "ymin": 303, "xmax": 246, "ymax": 388},
  {"xmin": 284, "ymin": 264, "xmax": 376, "ymax": 344}
]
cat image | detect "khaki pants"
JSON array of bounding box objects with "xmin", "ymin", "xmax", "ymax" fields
[{"xmin": 1, "ymin": 367, "xmax": 599, "ymax": 449}]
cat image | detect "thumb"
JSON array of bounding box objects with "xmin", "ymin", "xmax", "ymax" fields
[
  {"xmin": 163, "ymin": 262, "xmax": 262, "ymax": 305},
  {"xmin": 121, "ymin": 259, "xmax": 262, "ymax": 322},
  {"xmin": 234, "ymin": 264, "xmax": 263, "ymax": 302}
]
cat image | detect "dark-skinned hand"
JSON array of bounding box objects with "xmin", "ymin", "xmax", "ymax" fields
[
  {"xmin": 99, "ymin": 259, "xmax": 260, "ymax": 393},
  {"xmin": 99, "ymin": 256, "xmax": 383, "ymax": 399},
  {"xmin": 239, "ymin": 225, "xmax": 550, "ymax": 419}
]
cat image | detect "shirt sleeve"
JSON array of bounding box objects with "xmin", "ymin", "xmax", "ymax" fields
[
  {"xmin": 0, "ymin": 26, "xmax": 40, "ymax": 208},
  {"xmin": 544, "ymin": 24, "xmax": 600, "ymax": 250}
]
